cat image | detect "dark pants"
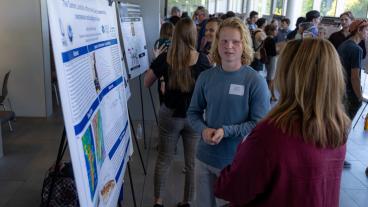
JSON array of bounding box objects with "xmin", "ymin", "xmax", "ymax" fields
[{"xmin": 344, "ymin": 92, "xmax": 362, "ymax": 120}]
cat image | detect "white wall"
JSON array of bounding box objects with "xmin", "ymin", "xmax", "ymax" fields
[{"xmin": 0, "ymin": 0, "xmax": 52, "ymax": 117}]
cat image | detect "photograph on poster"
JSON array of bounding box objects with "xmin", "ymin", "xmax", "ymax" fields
[
  {"xmin": 82, "ymin": 127, "xmax": 99, "ymax": 200},
  {"xmin": 91, "ymin": 52, "xmax": 101, "ymax": 93},
  {"xmin": 92, "ymin": 111, "xmax": 105, "ymax": 169}
]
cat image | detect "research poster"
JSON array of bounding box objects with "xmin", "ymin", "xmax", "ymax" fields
[
  {"xmin": 47, "ymin": 0, "xmax": 132, "ymax": 206},
  {"xmin": 118, "ymin": 3, "xmax": 149, "ymax": 79}
]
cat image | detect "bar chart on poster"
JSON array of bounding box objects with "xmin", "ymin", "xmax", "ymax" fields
[
  {"xmin": 47, "ymin": 0, "xmax": 132, "ymax": 206},
  {"xmin": 118, "ymin": 3, "xmax": 149, "ymax": 79}
]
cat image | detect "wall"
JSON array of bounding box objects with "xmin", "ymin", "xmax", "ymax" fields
[{"xmin": 0, "ymin": 0, "xmax": 52, "ymax": 117}]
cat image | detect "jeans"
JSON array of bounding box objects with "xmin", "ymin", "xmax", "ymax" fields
[
  {"xmin": 195, "ymin": 159, "xmax": 228, "ymax": 207},
  {"xmin": 154, "ymin": 105, "xmax": 199, "ymax": 203}
]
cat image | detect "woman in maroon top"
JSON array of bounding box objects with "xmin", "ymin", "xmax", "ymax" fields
[{"xmin": 215, "ymin": 39, "xmax": 351, "ymax": 207}]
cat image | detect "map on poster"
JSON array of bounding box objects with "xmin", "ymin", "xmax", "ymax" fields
[
  {"xmin": 47, "ymin": 0, "xmax": 133, "ymax": 206},
  {"xmin": 118, "ymin": 3, "xmax": 149, "ymax": 79}
]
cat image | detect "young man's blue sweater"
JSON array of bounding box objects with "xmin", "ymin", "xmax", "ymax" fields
[{"xmin": 187, "ymin": 65, "xmax": 270, "ymax": 169}]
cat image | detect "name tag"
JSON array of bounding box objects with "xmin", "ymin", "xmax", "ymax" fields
[{"xmin": 229, "ymin": 84, "xmax": 244, "ymax": 96}]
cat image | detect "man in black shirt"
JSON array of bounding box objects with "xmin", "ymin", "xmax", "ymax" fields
[
  {"xmin": 329, "ymin": 11, "xmax": 366, "ymax": 58},
  {"xmin": 337, "ymin": 19, "xmax": 368, "ymax": 169}
]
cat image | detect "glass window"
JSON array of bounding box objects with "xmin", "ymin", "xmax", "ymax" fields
[
  {"xmin": 229, "ymin": 0, "xmax": 243, "ymax": 13},
  {"xmin": 320, "ymin": 0, "xmax": 337, "ymax": 16},
  {"xmin": 208, "ymin": 0, "xmax": 216, "ymax": 14},
  {"xmin": 274, "ymin": 0, "xmax": 284, "ymax": 15},
  {"xmin": 300, "ymin": 0, "xmax": 313, "ymax": 17},
  {"xmin": 343, "ymin": 0, "xmax": 368, "ymax": 18},
  {"xmin": 167, "ymin": 0, "xmax": 208, "ymax": 17},
  {"xmin": 217, "ymin": 0, "xmax": 227, "ymax": 13},
  {"xmin": 257, "ymin": 0, "xmax": 272, "ymax": 16}
]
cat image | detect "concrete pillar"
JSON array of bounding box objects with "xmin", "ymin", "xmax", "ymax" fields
[
  {"xmin": 313, "ymin": 0, "xmax": 321, "ymax": 11},
  {"xmin": 335, "ymin": 0, "xmax": 345, "ymax": 17},
  {"xmin": 285, "ymin": 0, "xmax": 301, "ymax": 31},
  {"xmin": 245, "ymin": 0, "xmax": 253, "ymax": 16}
]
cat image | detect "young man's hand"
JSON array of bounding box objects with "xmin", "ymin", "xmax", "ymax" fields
[
  {"xmin": 202, "ymin": 128, "xmax": 216, "ymax": 145},
  {"xmin": 211, "ymin": 128, "xmax": 224, "ymax": 144}
]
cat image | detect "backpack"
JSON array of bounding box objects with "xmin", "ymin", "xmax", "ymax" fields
[
  {"xmin": 251, "ymin": 30, "xmax": 269, "ymax": 64},
  {"xmin": 40, "ymin": 131, "xmax": 79, "ymax": 207},
  {"xmin": 40, "ymin": 162, "xmax": 79, "ymax": 207}
]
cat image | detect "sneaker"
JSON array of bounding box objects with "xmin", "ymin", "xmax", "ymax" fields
[{"xmin": 344, "ymin": 160, "xmax": 351, "ymax": 168}]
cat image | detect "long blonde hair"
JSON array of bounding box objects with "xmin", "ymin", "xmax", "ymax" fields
[
  {"xmin": 266, "ymin": 39, "xmax": 350, "ymax": 148},
  {"xmin": 167, "ymin": 18, "xmax": 197, "ymax": 92},
  {"xmin": 210, "ymin": 17, "xmax": 254, "ymax": 66}
]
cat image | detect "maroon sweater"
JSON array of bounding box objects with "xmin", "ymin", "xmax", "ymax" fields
[{"xmin": 215, "ymin": 120, "xmax": 346, "ymax": 207}]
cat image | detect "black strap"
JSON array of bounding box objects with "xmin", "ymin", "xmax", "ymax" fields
[{"xmin": 45, "ymin": 128, "xmax": 68, "ymax": 206}]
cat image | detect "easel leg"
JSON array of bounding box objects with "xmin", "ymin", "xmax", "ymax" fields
[
  {"xmin": 128, "ymin": 161, "xmax": 137, "ymax": 207},
  {"xmin": 129, "ymin": 112, "xmax": 147, "ymax": 175},
  {"xmin": 138, "ymin": 75, "xmax": 147, "ymax": 149}
]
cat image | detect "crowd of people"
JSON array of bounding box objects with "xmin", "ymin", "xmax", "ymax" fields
[{"xmin": 144, "ymin": 5, "xmax": 368, "ymax": 207}]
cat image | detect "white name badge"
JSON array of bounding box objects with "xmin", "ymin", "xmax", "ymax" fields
[{"xmin": 229, "ymin": 84, "xmax": 244, "ymax": 96}]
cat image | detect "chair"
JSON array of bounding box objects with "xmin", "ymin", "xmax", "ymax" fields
[{"xmin": 0, "ymin": 71, "xmax": 14, "ymax": 131}]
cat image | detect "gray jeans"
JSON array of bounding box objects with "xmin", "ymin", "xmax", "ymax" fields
[
  {"xmin": 195, "ymin": 159, "xmax": 228, "ymax": 207},
  {"xmin": 154, "ymin": 105, "xmax": 199, "ymax": 203}
]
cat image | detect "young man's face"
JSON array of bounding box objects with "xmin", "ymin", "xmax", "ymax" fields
[
  {"xmin": 313, "ymin": 16, "xmax": 321, "ymax": 25},
  {"xmin": 218, "ymin": 27, "xmax": 243, "ymax": 65},
  {"xmin": 251, "ymin": 15, "xmax": 258, "ymax": 24},
  {"xmin": 281, "ymin": 21, "xmax": 289, "ymax": 30},
  {"xmin": 359, "ymin": 26, "xmax": 368, "ymax": 40},
  {"xmin": 340, "ymin": 15, "xmax": 352, "ymax": 29}
]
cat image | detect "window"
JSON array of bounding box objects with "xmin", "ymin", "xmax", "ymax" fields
[
  {"xmin": 274, "ymin": 0, "xmax": 285, "ymax": 15},
  {"xmin": 167, "ymin": 0, "xmax": 208, "ymax": 17},
  {"xmin": 300, "ymin": 0, "xmax": 313, "ymax": 17},
  {"xmin": 229, "ymin": 0, "xmax": 243, "ymax": 13},
  {"xmin": 320, "ymin": 0, "xmax": 337, "ymax": 16},
  {"xmin": 216, "ymin": 0, "xmax": 227, "ymax": 13},
  {"xmin": 343, "ymin": 0, "xmax": 368, "ymax": 18},
  {"xmin": 208, "ymin": 0, "xmax": 216, "ymax": 14},
  {"xmin": 256, "ymin": 0, "xmax": 272, "ymax": 16}
]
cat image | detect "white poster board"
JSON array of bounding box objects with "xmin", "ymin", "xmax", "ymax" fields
[
  {"xmin": 320, "ymin": 16, "xmax": 341, "ymax": 38},
  {"xmin": 47, "ymin": 0, "xmax": 132, "ymax": 206},
  {"xmin": 118, "ymin": 3, "xmax": 149, "ymax": 79}
]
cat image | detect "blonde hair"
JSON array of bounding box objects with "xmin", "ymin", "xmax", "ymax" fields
[
  {"xmin": 210, "ymin": 17, "xmax": 254, "ymax": 66},
  {"xmin": 266, "ymin": 39, "xmax": 350, "ymax": 148},
  {"xmin": 167, "ymin": 18, "xmax": 197, "ymax": 92}
]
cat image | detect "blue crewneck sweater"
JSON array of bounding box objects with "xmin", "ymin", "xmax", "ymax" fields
[{"xmin": 187, "ymin": 65, "xmax": 270, "ymax": 169}]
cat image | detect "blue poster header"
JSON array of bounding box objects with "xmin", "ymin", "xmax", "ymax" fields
[{"xmin": 62, "ymin": 39, "xmax": 118, "ymax": 63}]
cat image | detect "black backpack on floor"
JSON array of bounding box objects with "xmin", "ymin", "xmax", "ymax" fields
[{"xmin": 40, "ymin": 130, "xmax": 79, "ymax": 207}]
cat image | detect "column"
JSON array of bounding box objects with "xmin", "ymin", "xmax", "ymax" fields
[
  {"xmin": 285, "ymin": 0, "xmax": 302, "ymax": 30},
  {"xmin": 335, "ymin": 0, "xmax": 345, "ymax": 16},
  {"xmin": 245, "ymin": 0, "xmax": 253, "ymax": 16},
  {"xmin": 313, "ymin": 0, "xmax": 321, "ymax": 11}
]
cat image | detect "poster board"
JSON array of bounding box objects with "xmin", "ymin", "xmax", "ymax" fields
[
  {"xmin": 320, "ymin": 16, "xmax": 341, "ymax": 38},
  {"xmin": 47, "ymin": 0, "xmax": 132, "ymax": 206},
  {"xmin": 118, "ymin": 3, "xmax": 149, "ymax": 79}
]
